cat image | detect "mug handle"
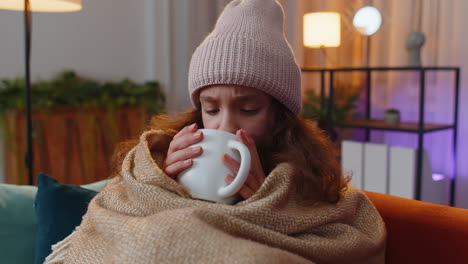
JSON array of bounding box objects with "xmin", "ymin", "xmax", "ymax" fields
[{"xmin": 217, "ymin": 140, "xmax": 251, "ymax": 198}]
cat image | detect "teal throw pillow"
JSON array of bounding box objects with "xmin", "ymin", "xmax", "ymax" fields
[
  {"xmin": 0, "ymin": 184, "xmax": 38, "ymax": 264},
  {"xmin": 33, "ymin": 173, "xmax": 98, "ymax": 264}
]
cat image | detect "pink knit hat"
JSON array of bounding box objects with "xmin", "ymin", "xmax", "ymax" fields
[{"xmin": 188, "ymin": 0, "xmax": 302, "ymax": 116}]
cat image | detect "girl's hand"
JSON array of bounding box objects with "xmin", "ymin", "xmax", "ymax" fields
[
  {"xmin": 163, "ymin": 123, "xmax": 204, "ymax": 178},
  {"xmin": 222, "ymin": 129, "xmax": 266, "ymax": 200}
]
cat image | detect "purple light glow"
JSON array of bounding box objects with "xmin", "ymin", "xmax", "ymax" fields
[{"xmin": 432, "ymin": 173, "xmax": 445, "ymax": 182}]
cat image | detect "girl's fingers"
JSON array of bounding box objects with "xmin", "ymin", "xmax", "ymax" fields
[
  {"xmin": 164, "ymin": 124, "xmax": 203, "ymax": 176},
  {"xmin": 239, "ymin": 129, "xmax": 255, "ymax": 146},
  {"xmin": 165, "ymin": 146, "xmax": 203, "ymax": 167},
  {"xmin": 222, "ymin": 153, "xmax": 240, "ymax": 173},
  {"xmin": 236, "ymin": 130, "xmax": 267, "ymax": 183},
  {"xmin": 226, "ymin": 174, "xmax": 255, "ymax": 200},
  {"xmin": 222, "ymin": 154, "xmax": 261, "ymax": 190},
  {"xmin": 168, "ymin": 130, "xmax": 203, "ymax": 154},
  {"xmin": 173, "ymin": 123, "xmax": 198, "ymax": 140},
  {"xmin": 163, "ymin": 159, "xmax": 193, "ymax": 178}
]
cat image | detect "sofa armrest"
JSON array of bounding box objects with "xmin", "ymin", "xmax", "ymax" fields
[{"xmin": 363, "ymin": 191, "xmax": 468, "ymax": 264}]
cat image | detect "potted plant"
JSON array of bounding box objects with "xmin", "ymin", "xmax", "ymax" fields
[
  {"xmin": 384, "ymin": 108, "xmax": 400, "ymax": 125},
  {"xmin": 301, "ymin": 88, "xmax": 359, "ymax": 141},
  {"xmin": 0, "ymin": 71, "xmax": 165, "ymax": 185}
]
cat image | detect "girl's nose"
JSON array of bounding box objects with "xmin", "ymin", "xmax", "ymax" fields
[{"xmin": 218, "ymin": 113, "xmax": 238, "ymax": 134}]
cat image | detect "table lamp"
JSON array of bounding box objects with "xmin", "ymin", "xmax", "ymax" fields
[
  {"xmin": 303, "ymin": 12, "xmax": 341, "ymax": 67},
  {"xmin": 0, "ymin": 0, "xmax": 82, "ymax": 185}
]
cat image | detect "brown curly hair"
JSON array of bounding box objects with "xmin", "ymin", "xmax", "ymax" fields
[{"xmin": 110, "ymin": 100, "xmax": 348, "ymax": 204}]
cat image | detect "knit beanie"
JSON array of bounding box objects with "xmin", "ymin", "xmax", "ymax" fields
[{"xmin": 188, "ymin": 0, "xmax": 302, "ymax": 116}]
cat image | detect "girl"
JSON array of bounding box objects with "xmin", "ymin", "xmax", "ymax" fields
[{"xmin": 46, "ymin": 1, "xmax": 386, "ymax": 263}]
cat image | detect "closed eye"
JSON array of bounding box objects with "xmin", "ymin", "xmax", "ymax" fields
[
  {"xmin": 205, "ymin": 109, "xmax": 219, "ymax": 115},
  {"xmin": 241, "ymin": 108, "xmax": 260, "ymax": 115}
]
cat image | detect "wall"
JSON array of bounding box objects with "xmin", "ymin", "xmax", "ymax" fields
[{"xmin": 1, "ymin": 1, "xmax": 147, "ymax": 82}]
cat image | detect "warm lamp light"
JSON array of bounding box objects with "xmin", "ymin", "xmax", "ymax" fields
[
  {"xmin": 0, "ymin": 0, "xmax": 81, "ymax": 12},
  {"xmin": 303, "ymin": 12, "xmax": 341, "ymax": 48}
]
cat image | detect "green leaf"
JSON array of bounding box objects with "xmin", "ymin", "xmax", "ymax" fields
[
  {"xmin": 301, "ymin": 87, "xmax": 359, "ymax": 123},
  {"xmin": 0, "ymin": 70, "xmax": 165, "ymax": 115}
]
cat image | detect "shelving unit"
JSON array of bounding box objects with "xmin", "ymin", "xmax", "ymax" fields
[{"xmin": 302, "ymin": 66, "xmax": 460, "ymax": 206}]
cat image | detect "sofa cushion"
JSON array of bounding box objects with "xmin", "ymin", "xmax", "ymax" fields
[
  {"xmin": 33, "ymin": 173, "xmax": 101, "ymax": 264},
  {"xmin": 0, "ymin": 184, "xmax": 38, "ymax": 264},
  {"xmin": 82, "ymin": 178, "xmax": 110, "ymax": 192}
]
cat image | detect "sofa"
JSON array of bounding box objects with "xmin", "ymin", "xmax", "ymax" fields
[
  {"xmin": 363, "ymin": 190, "xmax": 468, "ymax": 264},
  {"xmin": 1, "ymin": 176, "xmax": 467, "ymax": 264}
]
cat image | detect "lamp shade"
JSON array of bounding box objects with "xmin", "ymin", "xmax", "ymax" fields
[
  {"xmin": 0, "ymin": 0, "xmax": 81, "ymax": 12},
  {"xmin": 303, "ymin": 12, "xmax": 341, "ymax": 48},
  {"xmin": 353, "ymin": 6, "xmax": 382, "ymax": 36}
]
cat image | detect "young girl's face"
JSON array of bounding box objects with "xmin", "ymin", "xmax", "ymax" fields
[{"xmin": 199, "ymin": 84, "xmax": 273, "ymax": 145}]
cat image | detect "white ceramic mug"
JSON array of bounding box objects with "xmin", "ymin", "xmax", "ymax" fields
[{"xmin": 176, "ymin": 129, "xmax": 251, "ymax": 204}]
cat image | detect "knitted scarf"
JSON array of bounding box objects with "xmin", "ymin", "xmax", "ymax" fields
[{"xmin": 46, "ymin": 129, "xmax": 386, "ymax": 264}]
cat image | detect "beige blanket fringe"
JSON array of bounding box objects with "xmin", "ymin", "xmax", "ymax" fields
[{"xmin": 46, "ymin": 129, "xmax": 386, "ymax": 264}]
